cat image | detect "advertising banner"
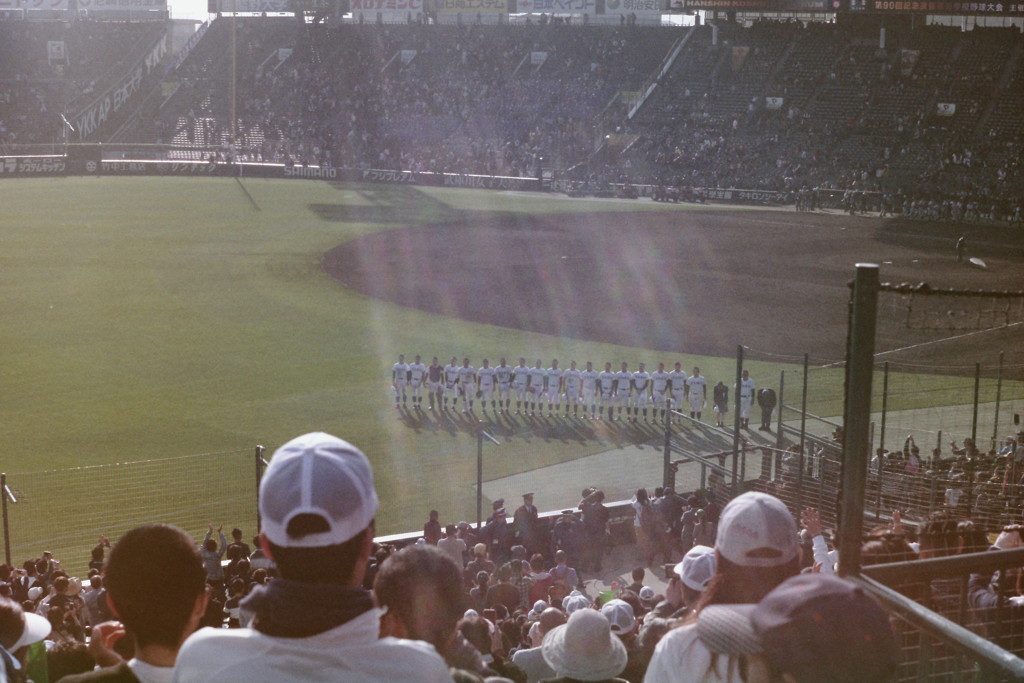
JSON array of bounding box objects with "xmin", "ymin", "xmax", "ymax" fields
[
  {"xmin": 435, "ymin": 0, "xmax": 506, "ymax": 12},
  {"xmin": 0, "ymin": 156, "xmax": 66, "ymax": 176},
  {"xmin": 351, "ymin": 0, "xmax": 422, "ymax": 9},
  {"xmin": 78, "ymin": 0, "xmax": 165, "ymax": 9},
  {"xmin": 603, "ymin": 0, "xmax": 662, "ymax": 12},
  {"xmin": 207, "ymin": 0, "xmax": 290, "ymax": 11},
  {"xmin": 72, "ymin": 36, "xmax": 167, "ymax": 139},
  {"xmin": 514, "ymin": 0, "xmax": 594, "ymax": 10},
  {"xmin": 936, "ymin": 102, "xmax": 956, "ymax": 116}
]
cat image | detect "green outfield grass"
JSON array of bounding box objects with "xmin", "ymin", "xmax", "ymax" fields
[{"xmin": 2, "ymin": 176, "xmax": 1020, "ymax": 573}]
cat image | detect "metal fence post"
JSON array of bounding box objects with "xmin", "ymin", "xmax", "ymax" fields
[
  {"xmin": 972, "ymin": 362, "xmax": 981, "ymax": 447},
  {"xmin": 477, "ymin": 427, "xmax": 484, "ymax": 531},
  {"xmin": 732, "ymin": 345, "xmax": 743, "ymax": 490},
  {"xmin": 1, "ymin": 474, "xmax": 10, "ymax": 567},
  {"xmin": 838, "ymin": 264, "xmax": 879, "ymax": 577},
  {"xmin": 775, "ymin": 369, "xmax": 785, "ymax": 453},
  {"xmin": 254, "ymin": 445, "xmax": 265, "ymax": 532},
  {"xmin": 879, "ymin": 361, "xmax": 889, "ymax": 454},
  {"xmin": 800, "ymin": 353, "xmax": 808, "ymax": 469},
  {"xmin": 663, "ymin": 416, "xmax": 673, "ymax": 490},
  {"xmin": 992, "ymin": 352, "xmax": 1004, "ymax": 451}
]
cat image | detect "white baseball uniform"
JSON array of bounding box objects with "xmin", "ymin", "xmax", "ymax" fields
[
  {"xmin": 581, "ymin": 368, "xmax": 600, "ymax": 411},
  {"xmin": 444, "ymin": 363, "xmax": 461, "ymax": 403},
  {"xmin": 687, "ymin": 375, "xmax": 707, "ymax": 413},
  {"xmin": 598, "ymin": 370, "xmax": 616, "ymax": 409},
  {"xmin": 615, "ymin": 369, "xmax": 632, "ymax": 409},
  {"xmin": 651, "ymin": 370, "xmax": 670, "ymax": 409},
  {"xmin": 478, "ymin": 366, "xmax": 496, "ymax": 401},
  {"xmin": 545, "ymin": 367, "xmax": 563, "ymax": 406},
  {"xmin": 739, "ymin": 377, "xmax": 756, "ymax": 419},
  {"xmin": 632, "ymin": 370, "xmax": 651, "ymax": 409},
  {"xmin": 564, "ymin": 368, "xmax": 582, "ymax": 406},
  {"xmin": 392, "ymin": 361, "xmax": 409, "ymax": 400},
  {"xmin": 668, "ymin": 370, "xmax": 688, "ymax": 411},
  {"xmin": 495, "ymin": 364, "xmax": 513, "ymax": 403},
  {"xmin": 408, "ymin": 361, "xmax": 426, "ymax": 400}
]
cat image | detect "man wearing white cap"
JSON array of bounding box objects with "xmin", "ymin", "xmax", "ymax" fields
[
  {"xmin": 173, "ymin": 432, "xmax": 452, "ymax": 683},
  {"xmin": 644, "ymin": 491, "xmax": 801, "ymax": 683},
  {"xmin": 0, "ymin": 596, "xmax": 50, "ymax": 681}
]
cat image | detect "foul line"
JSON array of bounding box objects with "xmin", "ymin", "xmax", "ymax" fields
[{"xmin": 823, "ymin": 321, "xmax": 1024, "ymax": 367}]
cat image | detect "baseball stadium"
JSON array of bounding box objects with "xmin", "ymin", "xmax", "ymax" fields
[{"xmin": 3, "ymin": 3, "xmax": 1024, "ymax": 680}]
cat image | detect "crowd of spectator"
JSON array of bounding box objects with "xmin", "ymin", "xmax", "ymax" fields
[
  {"xmin": 4, "ymin": 17, "xmax": 1024, "ymax": 222},
  {"xmin": 0, "ymin": 21, "xmax": 163, "ymax": 149},
  {"xmin": 2, "ymin": 428, "xmax": 1023, "ymax": 681}
]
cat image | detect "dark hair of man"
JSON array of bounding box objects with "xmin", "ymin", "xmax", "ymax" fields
[
  {"xmin": 919, "ymin": 513, "xmax": 959, "ymax": 559},
  {"xmin": 861, "ymin": 533, "xmax": 924, "ymax": 602},
  {"xmin": 104, "ymin": 524, "xmax": 206, "ymax": 651},
  {"xmin": 0, "ymin": 597, "xmax": 26, "ymax": 651},
  {"xmin": 373, "ymin": 545, "xmax": 466, "ymax": 653},
  {"xmin": 232, "ymin": 528, "xmax": 243, "ymax": 540},
  {"xmin": 688, "ymin": 553, "xmax": 800, "ymax": 618},
  {"xmin": 631, "ymin": 567, "xmax": 645, "ymax": 582},
  {"xmin": 457, "ymin": 616, "xmax": 491, "ymax": 656},
  {"xmin": 264, "ymin": 514, "xmax": 369, "ymax": 585}
]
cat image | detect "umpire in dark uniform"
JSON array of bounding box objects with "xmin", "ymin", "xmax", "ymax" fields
[{"xmin": 757, "ymin": 387, "xmax": 777, "ymax": 432}]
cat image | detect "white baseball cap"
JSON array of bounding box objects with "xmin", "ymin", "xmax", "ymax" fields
[
  {"xmin": 716, "ymin": 492, "xmax": 799, "ymax": 568},
  {"xmin": 674, "ymin": 544, "xmax": 716, "ymax": 592},
  {"xmin": 12, "ymin": 611, "xmax": 50, "ymax": 651},
  {"xmin": 600, "ymin": 599, "xmax": 636, "ymax": 635},
  {"xmin": 259, "ymin": 432, "xmax": 379, "ymax": 548}
]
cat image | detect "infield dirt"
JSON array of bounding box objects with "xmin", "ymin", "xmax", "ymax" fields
[{"xmin": 324, "ymin": 207, "xmax": 1024, "ymax": 378}]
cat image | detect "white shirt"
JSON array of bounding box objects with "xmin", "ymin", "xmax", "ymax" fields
[
  {"xmin": 687, "ymin": 375, "xmax": 707, "ymax": 396},
  {"xmin": 651, "ymin": 371, "xmax": 670, "ymax": 392},
  {"xmin": 408, "ymin": 363, "xmax": 426, "ymax": 384},
  {"xmin": 129, "ymin": 659, "xmax": 175, "ymax": 683},
  {"xmin": 632, "ymin": 371, "xmax": 651, "ymax": 393},
  {"xmin": 645, "ymin": 623, "xmax": 745, "ymax": 683},
  {"xmin": 459, "ymin": 365, "xmax": 476, "ymax": 386},
  {"xmin": 174, "ymin": 608, "xmax": 451, "ymax": 683},
  {"xmin": 739, "ymin": 377, "xmax": 756, "ymax": 398},
  {"xmin": 392, "ymin": 363, "xmax": 409, "ymax": 382},
  {"xmin": 598, "ymin": 371, "xmax": 616, "ymax": 391},
  {"xmin": 477, "ymin": 366, "xmax": 496, "ymax": 387},
  {"xmin": 444, "ymin": 364, "xmax": 461, "ymax": 385},
  {"xmin": 615, "ymin": 370, "xmax": 632, "ymax": 394},
  {"xmin": 528, "ymin": 367, "xmax": 546, "ymax": 388},
  {"xmin": 668, "ymin": 371, "xmax": 688, "ymax": 391},
  {"xmin": 564, "ymin": 369, "xmax": 582, "ymax": 391},
  {"xmin": 581, "ymin": 369, "xmax": 599, "ymax": 391},
  {"xmin": 546, "ymin": 367, "xmax": 563, "ymax": 389},
  {"xmin": 512, "ymin": 365, "xmax": 529, "ymax": 386},
  {"xmin": 495, "ymin": 365, "xmax": 513, "ymax": 384}
]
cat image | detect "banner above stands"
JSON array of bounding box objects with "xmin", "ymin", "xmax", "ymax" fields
[{"xmin": 207, "ymin": 0, "xmax": 337, "ymax": 11}]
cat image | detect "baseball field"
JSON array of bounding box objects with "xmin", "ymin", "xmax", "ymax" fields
[{"xmin": 3, "ymin": 175, "xmax": 1023, "ymax": 572}]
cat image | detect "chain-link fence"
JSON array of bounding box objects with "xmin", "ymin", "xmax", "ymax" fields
[{"xmin": 1, "ymin": 448, "xmax": 261, "ymax": 576}]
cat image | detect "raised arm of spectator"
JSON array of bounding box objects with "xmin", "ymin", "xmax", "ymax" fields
[{"xmin": 801, "ymin": 507, "xmax": 834, "ymax": 576}]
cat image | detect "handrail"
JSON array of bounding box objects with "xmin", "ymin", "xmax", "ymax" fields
[
  {"xmin": 861, "ymin": 547, "xmax": 1024, "ymax": 585},
  {"xmin": 849, "ymin": 574, "xmax": 1024, "ymax": 679}
]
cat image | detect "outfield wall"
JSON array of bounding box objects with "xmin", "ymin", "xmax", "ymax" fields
[{"xmin": 0, "ymin": 155, "xmax": 794, "ymax": 205}]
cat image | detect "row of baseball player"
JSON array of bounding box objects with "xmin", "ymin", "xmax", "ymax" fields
[{"xmin": 391, "ymin": 355, "xmax": 761, "ymax": 425}]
